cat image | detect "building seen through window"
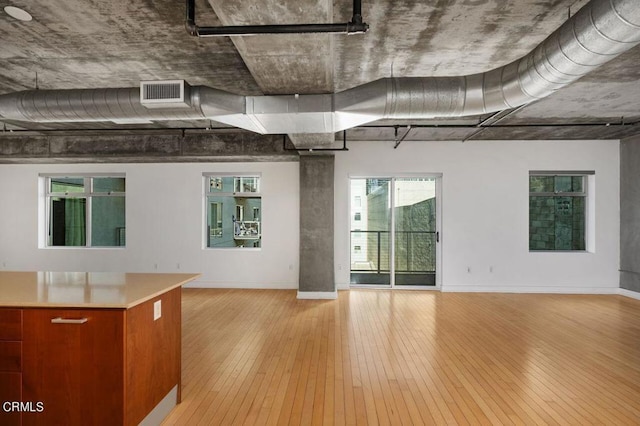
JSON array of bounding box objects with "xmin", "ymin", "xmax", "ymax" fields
[
  {"xmin": 529, "ymin": 173, "xmax": 588, "ymax": 251},
  {"xmin": 44, "ymin": 175, "xmax": 125, "ymax": 247},
  {"xmin": 205, "ymin": 175, "xmax": 261, "ymax": 248}
]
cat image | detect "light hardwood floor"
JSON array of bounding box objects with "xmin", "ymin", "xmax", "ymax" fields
[{"xmin": 162, "ymin": 289, "xmax": 640, "ymax": 425}]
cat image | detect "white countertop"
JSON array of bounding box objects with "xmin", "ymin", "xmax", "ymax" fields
[{"xmin": 0, "ymin": 271, "xmax": 200, "ymax": 308}]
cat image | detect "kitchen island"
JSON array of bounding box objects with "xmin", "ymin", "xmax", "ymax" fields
[{"xmin": 0, "ymin": 271, "xmax": 200, "ymax": 426}]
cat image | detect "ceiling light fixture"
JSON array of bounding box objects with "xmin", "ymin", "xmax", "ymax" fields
[{"xmin": 4, "ymin": 6, "xmax": 33, "ymax": 22}]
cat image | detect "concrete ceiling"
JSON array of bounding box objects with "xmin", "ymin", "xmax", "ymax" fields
[{"xmin": 0, "ymin": 0, "xmax": 639, "ymax": 145}]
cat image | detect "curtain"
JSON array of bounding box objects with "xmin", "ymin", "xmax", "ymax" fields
[{"xmin": 65, "ymin": 198, "xmax": 86, "ymax": 246}]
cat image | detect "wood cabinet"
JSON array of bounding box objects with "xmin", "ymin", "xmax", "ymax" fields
[
  {"xmin": 0, "ymin": 309, "xmax": 22, "ymax": 426},
  {"xmin": 22, "ymin": 309, "xmax": 124, "ymax": 425},
  {"xmin": 0, "ymin": 287, "xmax": 182, "ymax": 426},
  {"xmin": 0, "ymin": 373, "xmax": 22, "ymax": 426}
]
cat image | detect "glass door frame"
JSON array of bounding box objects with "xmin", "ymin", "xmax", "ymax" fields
[{"xmin": 348, "ymin": 174, "xmax": 442, "ymax": 290}]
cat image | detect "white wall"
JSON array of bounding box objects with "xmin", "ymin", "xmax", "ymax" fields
[
  {"xmin": 334, "ymin": 140, "xmax": 620, "ymax": 293},
  {"xmin": 0, "ymin": 162, "xmax": 300, "ymax": 289},
  {"xmin": 0, "ymin": 139, "xmax": 622, "ymax": 294}
]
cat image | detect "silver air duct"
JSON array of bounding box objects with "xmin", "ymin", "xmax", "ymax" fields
[
  {"xmin": 0, "ymin": 85, "xmax": 244, "ymax": 125},
  {"xmin": 336, "ymin": 0, "xmax": 640, "ymax": 121},
  {"xmin": 0, "ymin": 0, "xmax": 638, "ymax": 133}
]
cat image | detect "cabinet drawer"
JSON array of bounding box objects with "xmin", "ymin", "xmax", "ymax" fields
[
  {"xmin": 0, "ymin": 309, "xmax": 22, "ymax": 340},
  {"xmin": 0, "ymin": 341, "xmax": 21, "ymax": 372}
]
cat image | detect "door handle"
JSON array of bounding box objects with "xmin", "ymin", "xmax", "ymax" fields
[
  {"xmin": 436, "ymin": 231, "xmax": 440, "ymax": 243},
  {"xmin": 51, "ymin": 317, "xmax": 88, "ymax": 324}
]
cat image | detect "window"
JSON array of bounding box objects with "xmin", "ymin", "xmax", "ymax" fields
[
  {"xmin": 44, "ymin": 175, "xmax": 125, "ymax": 247},
  {"xmin": 205, "ymin": 174, "xmax": 261, "ymax": 248},
  {"xmin": 354, "ymin": 212, "xmax": 361, "ymax": 221},
  {"xmin": 529, "ymin": 172, "xmax": 588, "ymax": 251}
]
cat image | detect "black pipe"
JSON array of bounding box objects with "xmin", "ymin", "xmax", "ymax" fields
[
  {"xmin": 185, "ymin": 0, "xmax": 197, "ymax": 36},
  {"xmin": 197, "ymin": 23, "xmax": 367, "ymax": 37},
  {"xmin": 186, "ymin": 0, "xmax": 368, "ymax": 37},
  {"xmin": 352, "ymin": 0, "xmax": 363, "ymax": 25},
  {"xmin": 358, "ymin": 121, "xmax": 640, "ymax": 129},
  {"xmin": 393, "ymin": 125, "xmax": 412, "ymax": 149},
  {"xmin": 463, "ymin": 104, "xmax": 528, "ymax": 142},
  {"xmin": 2, "ymin": 119, "xmax": 637, "ymax": 135}
]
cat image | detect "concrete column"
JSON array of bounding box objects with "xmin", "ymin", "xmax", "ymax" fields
[
  {"xmin": 298, "ymin": 155, "xmax": 335, "ymax": 299},
  {"xmin": 620, "ymin": 135, "xmax": 640, "ymax": 294}
]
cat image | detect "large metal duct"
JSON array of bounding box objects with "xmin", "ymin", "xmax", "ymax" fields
[
  {"xmin": 336, "ymin": 0, "xmax": 640, "ymax": 121},
  {"xmin": 0, "ymin": 0, "xmax": 639, "ymax": 133},
  {"xmin": 0, "ymin": 86, "xmax": 244, "ymax": 124}
]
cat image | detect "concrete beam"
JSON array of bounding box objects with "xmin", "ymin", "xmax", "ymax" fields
[
  {"xmin": 206, "ymin": 0, "xmax": 334, "ymax": 94},
  {"xmin": 0, "ymin": 132, "xmax": 298, "ymax": 163},
  {"xmin": 287, "ymin": 133, "xmax": 337, "ymax": 149}
]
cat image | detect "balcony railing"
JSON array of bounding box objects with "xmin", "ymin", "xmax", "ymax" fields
[{"xmin": 350, "ymin": 230, "xmax": 436, "ymax": 274}]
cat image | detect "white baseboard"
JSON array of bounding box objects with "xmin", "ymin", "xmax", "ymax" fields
[
  {"xmin": 619, "ymin": 288, "xmax": 640, "ymax": 300},
  {"xmin": 441, "ymin": 285, "xmax": 620, "ymax": 294},
  {"xmin": 297, "ymin": 290, "xmax": 338, "ymax": 300},
  {"xmin": 185, "ymin": 280, "xmax": 297, "ymax": 290},
  {"xmin": 184, "ymin": 282, "xmax": 638, "ymax": 300}
]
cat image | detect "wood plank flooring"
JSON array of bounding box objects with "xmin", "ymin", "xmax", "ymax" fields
[{"xmin": 162, "ymin": 289, "xmax": 640, "ymax": 425}]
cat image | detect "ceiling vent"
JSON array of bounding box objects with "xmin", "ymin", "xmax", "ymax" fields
[{"xmin": 140, "ymin": 80, "xmax": 191, "ymax": 109}]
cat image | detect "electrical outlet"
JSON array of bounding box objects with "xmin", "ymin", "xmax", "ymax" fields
[{"xmin": 154, "ymin": 300, "xmax": 161, "ymax": 321}]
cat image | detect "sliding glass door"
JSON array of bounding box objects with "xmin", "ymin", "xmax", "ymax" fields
[
  {"xmin": 394, "ymin": 178, "xmax": 437, "ymax": 286},
  {"xmin": 350, "ymin": 177, "xmax": 438, "ymax": 288},
  {"xmin": 349, "ymin": 178, "xmax": 391, "ymax": 286}
]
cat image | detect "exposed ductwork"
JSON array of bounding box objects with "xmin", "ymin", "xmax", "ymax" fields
[
  {"xmin": 0, "ymin": 0, "xmax": 639, "ymax": 134},
  {"xmin": 335, "ymin": 0, "xmax": 640, "ymax": 121},
  {"xmin": 0, "ymin": 85, "xmax": 244, "ymax": 125}
]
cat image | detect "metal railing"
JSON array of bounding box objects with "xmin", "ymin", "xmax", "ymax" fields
[{"xmin": 350, "ymin": 230, "xmax": 436, "ymax": 274}]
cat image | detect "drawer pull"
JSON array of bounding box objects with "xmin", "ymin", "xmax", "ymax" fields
[{"xmin": 51, "ymin": 317, "xmax": 88, "ymax": 324}]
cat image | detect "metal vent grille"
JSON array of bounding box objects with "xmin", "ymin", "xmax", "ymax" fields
[
  {"xmin": 143, "ymin": 82, "xmax": 181, "ymax": 101},
  {"xmin": 140, "ymin": 80, "xmax": 191, "ymax": 108}
]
